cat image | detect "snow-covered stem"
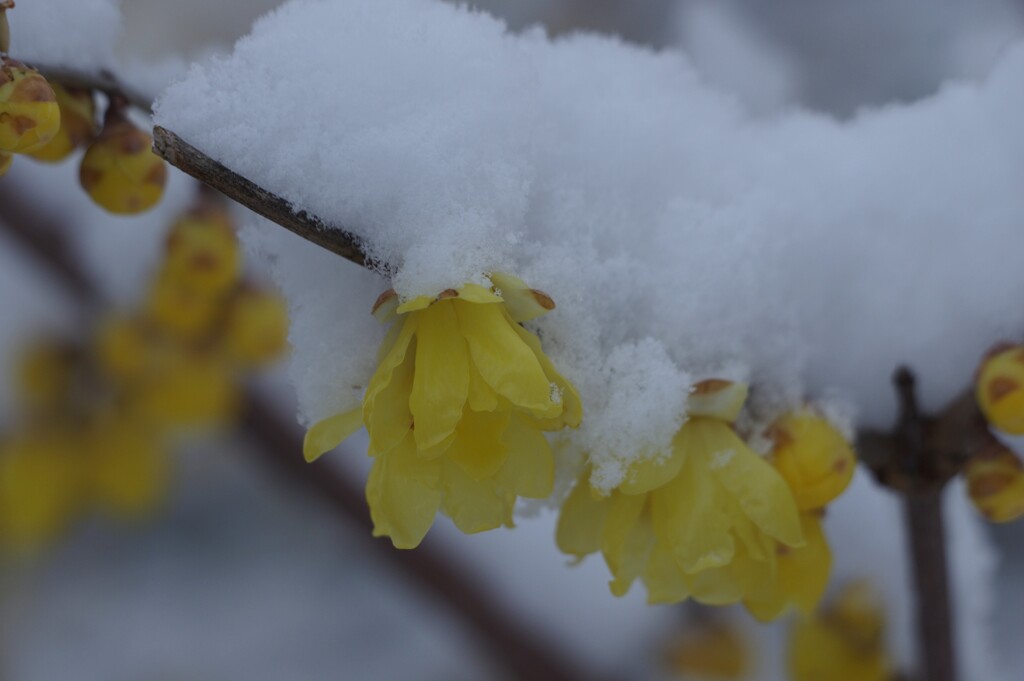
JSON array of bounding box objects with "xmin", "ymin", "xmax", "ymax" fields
[
  {"xmin": 0, "ymin": 183, "xmax": 598, "ymax": 681},
  {"xmin": 152, "ymin": 126, "xmax": 378, "ymax": 270}
]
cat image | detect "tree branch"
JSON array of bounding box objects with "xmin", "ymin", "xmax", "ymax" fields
[
  {"xmin": 860, "ymin": 368, "xmax": 964, "ymax": 681},
  {"xmin": 152, "ymin": 127, "xmax": 378, "ymax": 270}
]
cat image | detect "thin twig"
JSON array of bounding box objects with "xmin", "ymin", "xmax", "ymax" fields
[
  {"xmin": 862, "ymin": 368, "xmax": 958, "ymax": 681},
  {"xmin": 0, "ymin": 182, "xmax": 600, "ymax": 681},
  {"xmin": 153, "ymin": 127, "xmax": 378, "ymax": 270}
]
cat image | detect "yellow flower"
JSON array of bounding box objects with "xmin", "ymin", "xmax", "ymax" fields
[
  {"xmin": 305, "ymin": 273, "xmax": 582, "ymax": 548},
  {"xmin": 557, "ymin": 380, "xmax": 803, "ymax": 610},
  {"xmin": 14, "ymin": 339, "xmax": 76, "ymax": 413},
  {"xmin": 79, "ymin": 115, "xmax": 167, "ymax": 215},
  {"xmin": 788, "ymin": 581, "xmax": 893, "ymax": 681},
  {"xmin": 0, "ymin": 149, "xmax": 10, "ymax": 176},
  {"xmin": 0, "ymin": 57, "xmax": 60, "ymax": 154},
  {"xmin": 223, "ymin": 289, "xmax": 290, "ymax": 368},
  {"xmin": 26, "ymin": 83, "xmax": 96, "ymax": 163},
  {"xmin": 0, "ymin": 429, "xmax": 83, "ymax": 553},
  {"xmin": 976, "ymin": 344, "xmax": 1024, "ymax": 435},
  {"xmin": 665, "ymin": 621, "xmax": 751, "ymax": 680},
  {"xmin": 163, "ymin": 202, "xmax": 241, "ymax": 295},
  {"xmin": 133, "ymin": 347, "xmax": 238, "ymax": 430},
  {"xmin": 86, "ymin": 416, "xmax": 169, "ymax": 517},
  {"xmin": 964, "ymin": 439, "xmax": 1024, "ymax": 523},
  {"xmin": 768, "ymin": 409, "xmax": 855, "ymax": 511}
]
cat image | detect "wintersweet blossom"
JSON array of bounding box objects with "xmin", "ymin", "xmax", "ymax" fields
[
  {"xmin": 788, "ymin": 581, "xmax": 893, "ymax": 681},
  {"xmin": 557, "ymin": 380, "xmax": 806, "ymax": 611},
  {"xmin": 305, "ymin": 273, "xmax": 582, "ymax": 549}
]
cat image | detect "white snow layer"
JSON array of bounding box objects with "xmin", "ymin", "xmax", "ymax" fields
[{"xmin": 156, "ymin": 0, "xmax": 1024, "ymax": 487}]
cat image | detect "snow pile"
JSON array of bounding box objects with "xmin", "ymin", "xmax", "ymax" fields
[{"xmin": 157, "ymin": 0, "xmax": 1024, "ymax": 490}]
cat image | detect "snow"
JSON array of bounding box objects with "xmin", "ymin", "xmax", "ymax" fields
[{"xmin": 157, "ymin": 0, "xmax": 1024, "ymax": 490}]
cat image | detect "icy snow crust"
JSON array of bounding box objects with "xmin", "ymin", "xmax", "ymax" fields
[{"xmin": 157, "ymin": 0, "xmax": 1024, "ymax": 490}]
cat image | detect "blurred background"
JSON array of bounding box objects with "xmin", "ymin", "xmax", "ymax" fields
[{"xmin": 2, "ymin": 1, "xmax": 1024, "ymax": 679}]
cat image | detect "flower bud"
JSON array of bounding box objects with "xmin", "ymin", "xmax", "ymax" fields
[
  {"xmin": 26, "ymin": 84, "xmax": 96, "ymax": 163},
  {"xmin": 163, "ymin": 202, "xmax": 240, "ymax": 294},
  {"xmin": 134, "ymin": 349, "xmax": 238, "ymax": 429},
  {"xmin": 223, "ymin": 289, "xmax": 289, "ymax": 367},
  {"xmin": 964, "ymin": 440, "xmax": 1024, "ymax": 523},
  {"xmin": 665, "ymin": 622, "xmax": 750, "ymax": 680},
  {"xmin": 768, "ymin": 409, "xmax": 855, "ymax": 511},
  {"xmin": 976, "ymin": 345, "xmax": 1024, "ymax": 435},
  {"xmin": 95, "ymin": 314, "xmax": 150, "ymax": 383},
  {"xmin": 14, "ymin": 339, "xmax": 75, "ymax": 411},
  {"xmin": 144, "ymin": 272, "xmax": 222, "ymax": 342},
  {"xmin": 0, "ymin": 57, "xmax": 60, "ymax": 153},
  {"xmin": 79, "ymin": 112, "xmax": 166, "ymax": 214},
  {"xmin": 788, "ymin": 581, "xmax": 892, "ymax": 681}
]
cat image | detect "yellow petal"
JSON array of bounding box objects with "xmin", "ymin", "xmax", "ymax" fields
[
  {"xmin": 489, "ymin": 272, "xmax": 556, "ymax": 323},
  {"xmin": 410, "ymin": 301, "xmax": 470, "ymax": 450},
  {"xmin": 651, "ymin": 433, "xmax": 736, "ymax": 573},
  {"xmin": 602, "ymin": 492, "xmax": 652, "ymax": 596},
  {"xmin": 701, "ymin": 421, "xmax": 804, "ymax": 548},
  {"xmin": 510, "ymin": 323, "xmax": 583, "ymax": 427},
  {"xmin": 440, "ymin": 459, "xmax": 512, "ymax": 534},
  {"xmin": 556, "ymin": 476, "xmax": 610, "ymax": 559},
  {"xmin": 304, "ymin": 408, "xmax": 364, "ymax": 462},
  {"xmin": 745, "ymin": 513, "xmax": 832, "ymax": 622},
  {"xmin": 467, "ymin": 363, "xmax": 500, "ymax": 412},
  {"xmin": 396, "ymin": 295, "xmax": 434, "ymax": 314},
  {"xmin": 642, "ymin": 544, "xmax": 692, "ymax": 604},
  {"xmin": 366, "ymin": 338, "xmax": 416, "ymax": 456},
  {"xmin": 456, "ymin": 302, "xmax": 557, "ymax": 416},
  {"xmin": 457, "ymin": 283, "xmax": 503, "ymax": 304},
  {"xmin": 446, "ymin": 409, "xmax": 511, "ymax": 480},
  {"xmin": 620, "ymin": 445, "xmax": 684, "ymax": 495},
  {"xmin": 497, "ymin": 417, "xmax": 554, "ymax": 499},
  {"xmin": 366, "ymin": 435, "xmax": 442, "ymax": 549},
  {"xmin": 364, "ymin": 315, "xmax": 417, "ymax": 408}
]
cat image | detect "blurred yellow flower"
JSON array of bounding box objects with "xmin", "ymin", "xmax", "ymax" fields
[
  {"xmin": 557, "ymin": 380, "xmax": 805, "ymax": 613},
  {"xmin": 305, "ymin": 273, "xmax": 582, "ymax": 548},
  {"xmin": 666, "ymin": 621, "xmax": 751, "ymax": 680},
  {"xmin": 789, "ymin": 581, "xmax": 892, "ymax": 681},
  {"xmin": 976, "ymin": 344, "xmax": 1024, "ymax": 435},
  {"xmin": 964, "ymin": 439, "xmax": 1024, "ymax": 523}
]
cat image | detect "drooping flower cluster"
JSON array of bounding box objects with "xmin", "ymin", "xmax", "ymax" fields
[
  {"xmin": 0, "ymin": 3, "xmax": 167, "ymax": 213},
  {"xmin": 0, "ymin": 193, "xmax": 289, "ymax": 553},
  {"xmin": 305, "ymin": 273, "xmax": 582, "ymax": 549},
  {"xmin": 557, "ymin": 380, "xmax": 855, "ymax": 620}
]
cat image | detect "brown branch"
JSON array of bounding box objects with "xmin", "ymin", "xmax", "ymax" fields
[
  {"xmin": 152, "ymin": 127, "xmax": 379, "ymax": 271},
  {"xmin": 0, "ymin": 182, "xmax": 601, "ymax": 681},
  {"xmin": 860, "ymin": 368, "xmax": 962, "ymax": 681}
]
